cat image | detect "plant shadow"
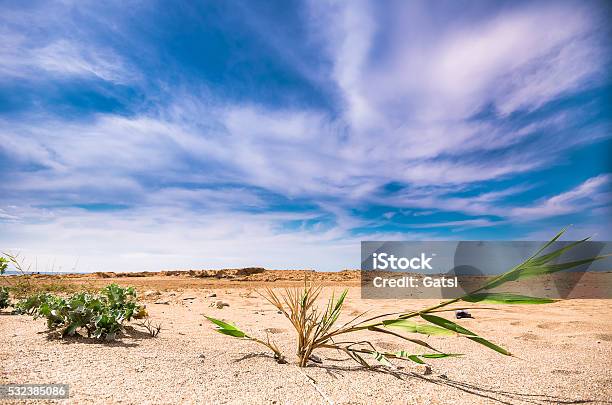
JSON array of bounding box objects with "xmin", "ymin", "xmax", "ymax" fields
[
  {"xmin": 311, "ymin": 363, "xmax": 607, "ymax": 405},
  {"xmin": 234, "ymin": 352, "xmax": 274, "ymax": 362},
  {"xmin": 41, "ymin": 324, "xmax": 158, "ymax": 347}
]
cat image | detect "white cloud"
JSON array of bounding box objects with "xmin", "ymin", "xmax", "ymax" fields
[
  {"xmin": 509, "ymin": 174, "xmax": 611, "ymax": 220},
  {"xmin": 0, "ymin": 206, "xmax": 360, "ymax": 272},
  {"xmin": 0, "ymin": 2, "xmax": 137, "ymax": 85},
  {"xmin": 1, "ymin": 1, "xmax": 610, "ymax": 271}
]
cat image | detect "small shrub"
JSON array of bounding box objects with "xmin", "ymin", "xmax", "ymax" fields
[{"xmin": 15, "ymin": 284, "xmax": 149, "ymax": 341}]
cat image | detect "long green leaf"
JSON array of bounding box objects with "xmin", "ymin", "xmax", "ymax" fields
[
  {"xmin": 420, "ymin": 353, "xmax": 464, "ymax": 359},
  {"xmin": 382, "ymin": 319, "xmax": 455, "ymax": 336},
  {"xmin": 462, "ymin": 293, "xmax": 557, "ymax": 304},
  {"xmin": 420, "ymin": 314, "xmax": 511, "ymax": 355},
  {"xmin": 481, "ymin": 234, "xmax": 610, "ymax": 291},
  {"xmin": 528, "ymin": 238, "xmax": 589, "ymax": 266},
  {"xmin": 215, "ymin": 328, "xmax": 247, "ymax": 338},
  {"xmin": 394, "ymin": 351, "xmax": 463, "ymax": 364},
  {"xmin": 465, "ymin": 336, "xmax": 511, "ymax": 356},
  {"xmin": 205, "ymin": 316, "xmax": 241, "ymax": 331},
  {"xmin": 527, "ymin": 227, "xmax": 568, "ymax": 259},
  {"xmin": 419, "ymin": 314, "xmax": 475, "ymax": 336},
  {"xmin": 204, "ymin": 316, "xmax": 246, "ymax": 338}
]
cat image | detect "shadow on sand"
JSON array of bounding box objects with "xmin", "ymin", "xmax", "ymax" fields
[
  {"xmin": 232, "ymin": 352, "xmax": 608, "ymax": 405},
  {"xmin": 40, "ymin": 324, "xmax": 158, "ymax": 348},
  {"xmin": 316, "ymin": 363, "xmax": 608, "ymax": 405}
]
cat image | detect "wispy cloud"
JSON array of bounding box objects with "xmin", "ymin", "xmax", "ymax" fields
[
  {"xmin": 509, "ymin": 174, "xmax": 611, "ymax": 220},
  {"xmin": 0, "ymin": 0, "xmax": 610, "ymax": 271}
]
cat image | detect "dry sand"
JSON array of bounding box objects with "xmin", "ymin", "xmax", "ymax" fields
[{"xmin": 1, "ymin": 272, "xmax": 612, "ymax": 404}]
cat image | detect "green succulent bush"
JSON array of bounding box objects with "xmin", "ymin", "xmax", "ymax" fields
[{"xmin": 14, "ymin": 284, "xmax": 147, "ymax": 341}]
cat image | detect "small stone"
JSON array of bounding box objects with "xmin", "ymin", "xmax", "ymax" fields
[
  {"xmin": 154, "ymin": 300, "xmax": 170, "ymax": 305},
  {"xmin": 144, "ymin": 290, "xmax": 160, "ymax": 297},
  {"xmin": 198, "ymin": 354, "xmax": 206, "ymax": 359},
  {"xmin": 455, "ymin": 310, "xmax": 472, "ymax": 319},
  {"xmin": 216, "ymin": 300, "xmax": 229, "ymax": 309},
  {"xmin": 277, "ymin": 311, "xmax": 283, "ymax": 314},
  {"xmin": 420, "ymin": 365, "xmax": 432, "ymax": 375},
  {"xmin": 182, "ymin": 297, "xmax": 196, "ymax": 300},
  {"xmin": 208, "ymin": 293, "xmax": 217, "ymax": 298}
]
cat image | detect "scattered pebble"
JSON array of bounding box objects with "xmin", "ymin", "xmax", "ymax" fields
[
  {"xmin": 416, "ymin": 365, "xmax": 433, "ymax": 375},
  {"xmin": 216, "ymin": 300, "xmax": 229, "ymax": 309},
  {"xmin": 455, "ymin": 310, "xmax": 472, "ymax": 319}
]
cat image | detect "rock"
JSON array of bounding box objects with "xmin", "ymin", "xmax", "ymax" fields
[
  {"xmin": 308, "ymin": 354, "xmax": 322, "ymax": 364},
  {"xmin": 208, "ymin": 293, "xmax": 217, "ymax": 298},
  {"xmin": 154, "ymin": 300, "xmax": 170, "ymax": 305},
  {"xmin": 417, "ymin": 365, "xmax": 432, "ymax": 375},
  {"xmin": 182, "ymin": 297, "xmax": 196, "ymax": 300},
  {"xmin": 216, "ymin": 300, "xmax": 229, "ymax": 309},
  {"xmin": 198, "ymin": 354, "xmax": 206, "ymax": 359},
  {"xmin": 455, "ymin": 310, "xmax": 473, "ymax": 319},
  {"xmin": 144, "ymin": 290, "xmax": 160, "ymax": 297}
]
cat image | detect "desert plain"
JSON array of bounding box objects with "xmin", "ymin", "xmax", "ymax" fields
[{"xmin": 1, "ymin": 269, "xmax": 611, "ymax": 404}]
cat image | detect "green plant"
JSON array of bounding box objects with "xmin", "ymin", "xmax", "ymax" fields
[
  {"xmin": 15, "ymin": 284, "xmax": 148, "ymax": 341},
  {"xmin": 0, "ymin": 257, "xmax": 10, "ymax": 309},
  {"xmin": 206, "ymin": 229, "xmax": 610, "ymax": 368},
  {"xmin": 0, "ymin": 286, "xmax": 10, "ymax": 309}
]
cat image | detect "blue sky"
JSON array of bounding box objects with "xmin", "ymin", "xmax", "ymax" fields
[{"xmin": 0, "ymin": 0, "xmax": 610, "ymax": 272}]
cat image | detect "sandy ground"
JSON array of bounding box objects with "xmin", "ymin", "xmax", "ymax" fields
[{"xmin": 1, "ymin": 280, "xmax": 612, "ymax": 404}]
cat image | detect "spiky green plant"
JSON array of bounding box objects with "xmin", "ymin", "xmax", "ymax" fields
[{"xmin": 206, "ymin": 229, "xmax": 610, "ymax": 368}]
